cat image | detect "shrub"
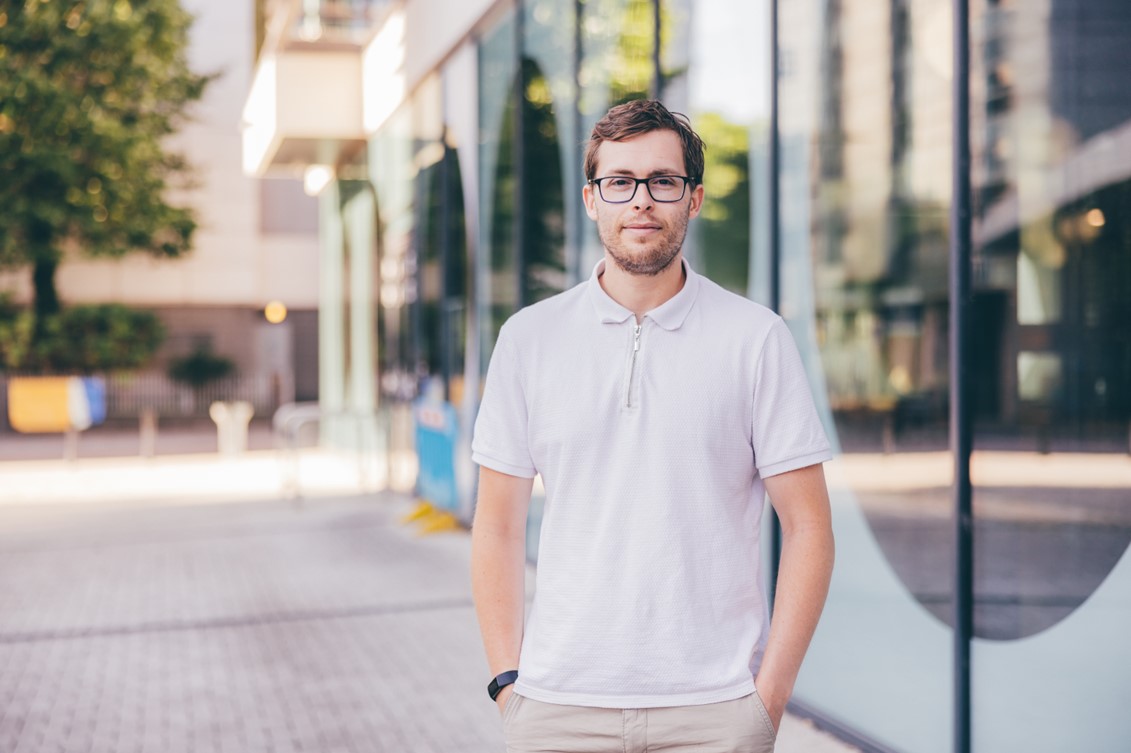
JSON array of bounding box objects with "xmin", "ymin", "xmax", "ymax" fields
[
  {"xmin": 0, "ymin": 301, "xmax": 164, "ymax": 373},
  {"xmin": 168, "ymin": 349, "xmax": 235, "ymax": 389}
]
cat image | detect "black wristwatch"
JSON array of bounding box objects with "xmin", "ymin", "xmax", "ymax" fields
[{"xmin": 488, "ymin": 670, "xmax": 519, "ymax": 701}]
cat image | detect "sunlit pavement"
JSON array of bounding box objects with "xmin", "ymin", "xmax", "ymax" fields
[
  {"xmin": 831, "ymin": 451, "xmax": 1131, "ymax": 524},
  {"xmin": 0, "ymin": 450, "xmax": 857, "ymax": 753},
  {"xmin": 0, "ymin": 449, "xmax": 383, "ymax": 507}
]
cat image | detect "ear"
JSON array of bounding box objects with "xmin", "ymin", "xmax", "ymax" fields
[
  {"xmin": 687, "ymin": 182, "xmax": 705, "ymax": 220},
  {"xmin": 583, "ymin": 181, "xmax": 599, "ymax": 221}
]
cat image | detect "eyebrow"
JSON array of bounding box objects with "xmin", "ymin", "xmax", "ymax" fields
[{"xmin": 601, "ymin": 168, "xmax": 685, "ymax": 178}]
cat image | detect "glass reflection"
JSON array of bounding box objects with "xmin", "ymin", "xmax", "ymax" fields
[
  {"xmin": 478, "ymin": 9, "xmax": 518, "ymax": 366},
  {"xmin": 578, "ymin": 0, "xmax": 656, "ymax": 271},
  {"xmin": 970, "ymin": 0, "xmax": 1131, "ymax": 747},
  {"xmin": 525, "ymin": 0, "xmax": 581, "ymax": 286},
  {"xmin": 517, "ymin": 0, "xmax": 578, "ymax": 561},
  {"xmin": 520, "ymin": 59, "xmax": 567, "ymax": 304},
  {"xmin": 800, "ymin": 0, "xmax": 954, "ymax": 619},
  {"xmin": 369, "ymin": 106, "xmax": 416, "ymax": 491},
  {"xmin": 372, "ymin": 107, "xmax": 415, "ymax": 404},
  {"xmin": 970, "ymin": 0, "xmax": 1131, "ymax": 640},
  {"xmin": 661, "ymin": 0, "xmax": 770, "ymax": 299},
  {"xmin": 414, "ymin": 128, "xmax": 468, "ymax": 403},
  {"xmin": 579, "ymin": 0, "xmax": 654, "ymax": 114},
  {"xmin": 481, "ymin": 58, "xmax": 552, "ymax": 338},
  {"xmin": 779, "ymin": 0, "xmax": 954, "ymax": 749}
]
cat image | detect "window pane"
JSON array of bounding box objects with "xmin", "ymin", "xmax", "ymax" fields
[
  {"xmin": 371, "ymin": 107, "xmax": 414, "ymax": 402},
  {"xmin": 661, "ymin": 0, "xmax": 771, "ymax": 301},
  {"xmin": 523, "ymin": 0, "xmax": 573, "ymax": 300},
  {"xmin": 578, "ymin": 0, "xmax": 656, "ymax": 271},
  {"xmin": 779, "ymin": 1, "xmax": 953, "ymax": 750},
  {"xmin": 477, "ymin": 8, "xmax": 519, "ymax": 369},
  {"xmin": 443, "ymin": 42, "xmax": 479, "ymax": 522},
  {"xmin": 970, "ymin": 0, "xmax": 1131, "ymax": 747}
]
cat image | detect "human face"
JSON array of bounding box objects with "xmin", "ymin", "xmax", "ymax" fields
[{"xmin": 583, "ymin": 129, "xmax": 704, "ymax": 277}]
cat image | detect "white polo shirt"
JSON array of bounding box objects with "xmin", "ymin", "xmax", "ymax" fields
[{"xmin": 472, "ymin": 258, "xmax": 832, "ymax": 708}]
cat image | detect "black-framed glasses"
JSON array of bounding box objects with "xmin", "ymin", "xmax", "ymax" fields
[{"xmin": 589, "ymin": 175, "xmax": 695, "ymax": 204}]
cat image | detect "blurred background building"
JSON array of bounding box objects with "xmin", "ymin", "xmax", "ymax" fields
[
  {"xmin": 239, "ymin": 0, "xmax": 1131, "ymax": 752},
  {"xmin": 0, "ymin": 0, "xmax": 321, "ymax": 418}
]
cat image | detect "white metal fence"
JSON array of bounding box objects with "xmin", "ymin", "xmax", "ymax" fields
[{"xmin": 0, "ymin": 372, "xmax": 292, "ymax": 424}]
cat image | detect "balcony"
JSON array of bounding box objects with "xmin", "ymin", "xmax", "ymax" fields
[
  {"xmin": 242, "ymin": 49, "xmax": 365, "ymax": 177},
  {"xmin": 242, "ymin": 0, "xmax": 390, "ymax": 176}
]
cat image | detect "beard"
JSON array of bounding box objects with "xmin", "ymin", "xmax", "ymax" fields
[{"xmin": 598, "ymin": 206, "xmax": 691, "ymax": 277}]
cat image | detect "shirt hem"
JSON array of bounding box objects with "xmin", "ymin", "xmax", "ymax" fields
[
  {"xmin": 758, "ymin": 447, "xmax": 834, "ymax": 479},
  {"xmin": 512, "ymin": 677, "xmax": 755, "ymax": 709},
  {"xmin": 472, "ymin": 451, "xmax": 537, "ymax": 479}
]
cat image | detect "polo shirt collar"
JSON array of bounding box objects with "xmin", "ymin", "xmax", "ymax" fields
[{"xmin": 586, "ymin": 256, "xmax": 700, "ymax": 331}]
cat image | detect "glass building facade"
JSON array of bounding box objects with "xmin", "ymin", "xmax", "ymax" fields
[{"xmin": 310, "ymin": 1, "xmax": 1131, "ymax": 750}]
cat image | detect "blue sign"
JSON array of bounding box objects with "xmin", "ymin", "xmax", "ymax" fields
[
  {"xmin": 83, "ymin": 377, "xmax": 107, "ymax": 426},
  {"xmin": 413, "ymin": 397, "xmax": 460, "ymax": 512}
]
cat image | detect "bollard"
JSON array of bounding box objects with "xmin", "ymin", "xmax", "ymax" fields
[
  {"xmin": 139, "ymin": 408, "xmax": 157, "ymax": 458},
  {"xmin": 882, "ymin": 415, "xmax": 895, "ymax": 455},
  {"xmin": 210, "ymin": 400, "xmax": 254, "ymax": 455},
  {"xmin": 63, "ymin": 428, "xmax": 79, "ymax": 462}
]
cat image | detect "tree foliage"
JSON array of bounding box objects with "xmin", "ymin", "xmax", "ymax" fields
[
  {"xmin": 0, "ymin": 0, "xmax": 211, "ymax": 315},
  {"xmin": 168, "ymin": 348, "xmax": 235, "ymax": 389},
  {"xmin": 0, "ymin": 296, "xmax": 165, "ymax": 372},
  {"xmin": 696, "ymin": 112, "xmax": 753, "ymax": 293}
]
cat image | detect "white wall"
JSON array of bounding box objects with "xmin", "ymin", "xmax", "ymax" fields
[{"xmin": 402, "ymin": 0, "xmax": 497, "ymax": 93}]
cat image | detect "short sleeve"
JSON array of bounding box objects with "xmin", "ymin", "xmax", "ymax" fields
[
  {"xmin": 751, "ymin": 318, "xmax": 833, "ymax": 478},
  {"xmin": 471, "ymin": 325, "xmax": 537, "ymax": 478}
]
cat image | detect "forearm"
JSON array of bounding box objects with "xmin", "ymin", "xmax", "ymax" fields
[
  {"xmin": 755, "ymin": 521, "xmax": 834, "ymax": 709},
  {"xmin": 469, "ymin": 466, "xmax": 532, "ymax": 713},
  {"xmin": 470, "ymin": 501, "xmax": 528, "ymax": 675}
]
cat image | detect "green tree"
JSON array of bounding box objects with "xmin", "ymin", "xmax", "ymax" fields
[{"xmin": 0, "ymin": 0, "xmax": 211, "ymax": 322}]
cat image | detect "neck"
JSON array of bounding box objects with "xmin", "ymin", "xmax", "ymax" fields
[{"xmin": 598, "ymin": 253, "xmax": 686, "ymax": 321}]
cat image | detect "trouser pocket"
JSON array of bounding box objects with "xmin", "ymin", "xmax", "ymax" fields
[
  {"xmin": 751, "ymin": 691, "xmax": 778, "ymax": 742},
  {"xmin": 502, "ymin": 691, "xmax": 523, "ymax": 728}
]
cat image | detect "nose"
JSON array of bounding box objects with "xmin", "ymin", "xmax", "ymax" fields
[{"xmin": 632, "ymin": 181, "xmax": 654, "ymax": 210}]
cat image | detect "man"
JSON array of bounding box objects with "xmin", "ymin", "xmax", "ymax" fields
[{"xmin": 470, "ymin": 99, "xmax": 834, "ymax": 753}]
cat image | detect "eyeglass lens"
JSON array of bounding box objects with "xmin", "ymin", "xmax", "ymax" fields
[{"xmin": 598, "ymin": 177, "xmax": 687, "ymax": 203}]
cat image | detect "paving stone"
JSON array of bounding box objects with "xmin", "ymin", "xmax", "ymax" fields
[
  {"xmin": 0, "ymin": 490, "xmax": 857, "ymax": 753},
  {"xmin": 0, "ymin": 494, "xmax": 500, "ymax": 753}
]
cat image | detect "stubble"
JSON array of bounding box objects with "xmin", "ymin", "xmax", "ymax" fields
[{"xmin": 599, "ymin": 205, "xmax": 692, "ymax": 277}]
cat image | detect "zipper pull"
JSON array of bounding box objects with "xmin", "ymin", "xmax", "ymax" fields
[{"xmin": 633, "ymin": 324, "xmax": 642, "ymax": 351}]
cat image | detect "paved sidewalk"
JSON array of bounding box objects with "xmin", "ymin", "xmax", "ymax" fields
[
  {"xmin": 0, "ymin": 449, "xmax": 383, "ymax": 507},
  {"xmin": 0, "ymin": 459, "xmax": 857, "ymax": 753}
]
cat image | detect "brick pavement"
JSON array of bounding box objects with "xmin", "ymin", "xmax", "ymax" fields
[
  {"xmin": 0, "ymin": 494, "xmax": 503, "ymax": 753},
  {"xmin": 0, "ymin": 489, "xmax": 857, "ymax": 753}
]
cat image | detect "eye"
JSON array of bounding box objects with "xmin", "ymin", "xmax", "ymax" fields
[
  {"xmin": 607, "ymin": 178, "xmax": 634, "ymax": 188},
  {"xmin": 651, "ymin": 177, "xmax": 678, "ymax": 187}
]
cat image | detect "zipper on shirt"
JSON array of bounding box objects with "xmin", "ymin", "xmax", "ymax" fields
[{"xmin": 625, "ymin": 322, "xmax": 642, "ymax": 408}]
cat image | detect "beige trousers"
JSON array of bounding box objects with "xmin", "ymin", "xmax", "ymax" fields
[{"xmin": 501, "ymin": 692, "xmax": 777, "ymax": 753}]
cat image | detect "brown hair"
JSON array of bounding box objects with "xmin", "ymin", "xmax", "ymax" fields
[{"xmin": 583, "ymin": 99, "xmax": 705, "ymax": 184}]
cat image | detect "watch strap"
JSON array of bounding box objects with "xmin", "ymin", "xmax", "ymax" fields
[{"xmin": 487, "ymin": 670, "xmax": 519, "ymax": 701}]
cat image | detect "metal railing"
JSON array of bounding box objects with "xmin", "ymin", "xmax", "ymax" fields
[
  {"xmin": 0, "ymin": 372, "xmax": 291, "ymax": 431},
  {"xmin": 272, "ymin": 402, "xmax": 384, "ymax": 500},
  {"xmin": 106, "ymin": 372, "xmax": 288, "ymax": 419}
]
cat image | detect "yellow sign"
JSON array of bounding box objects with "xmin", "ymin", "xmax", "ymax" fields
[{"xmin": 8, "ymin": 377, "xmax": 74, "ymax": 433}]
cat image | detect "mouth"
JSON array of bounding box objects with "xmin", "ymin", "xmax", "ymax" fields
[{"xmin": 622, "ymin": 223, "xmax": 662, "ymax": 234}]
